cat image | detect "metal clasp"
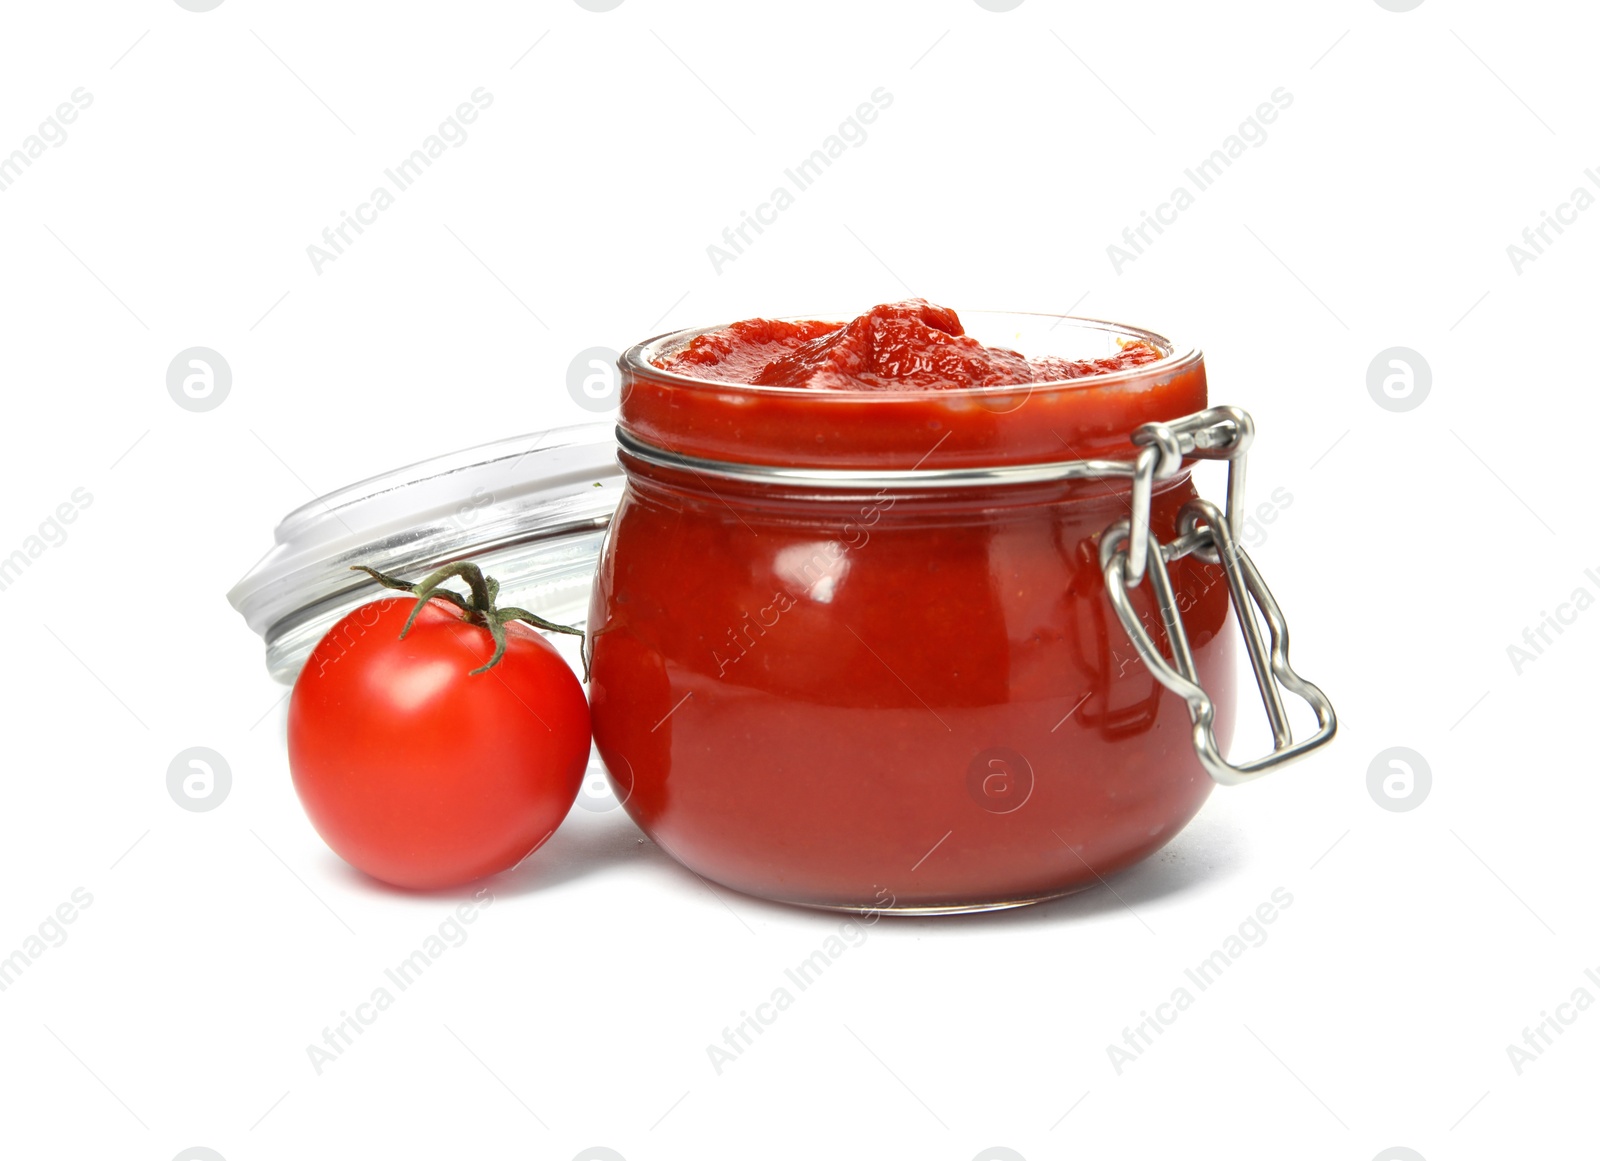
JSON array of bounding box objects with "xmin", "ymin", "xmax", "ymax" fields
[{"xmin": 1100, "ymin": 408, "xmax": 1336, "ymax": 785}]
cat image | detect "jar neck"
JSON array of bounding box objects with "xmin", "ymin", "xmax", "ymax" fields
[{"xmin": 619, "ymin": 449, "xmax": 1196, "ymax": 518}]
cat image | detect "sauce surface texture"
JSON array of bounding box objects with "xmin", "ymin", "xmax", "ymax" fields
[{"xmin": 657, "ymin": 299, "xmax": 1162, "ymax": 391}]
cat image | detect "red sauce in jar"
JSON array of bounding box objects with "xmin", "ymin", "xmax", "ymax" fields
[
  {"xmin": 659, "ymin": 298, "xmax": 1162, "ymax": 391},
  {"xmin": 591, "ymin": 303, "xmax": 1234, "ymax": 912}
]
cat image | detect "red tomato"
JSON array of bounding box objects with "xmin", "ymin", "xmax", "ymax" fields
[{"xmin": 288, "ymin": 595, "xmax": 590, "ymax": 889}]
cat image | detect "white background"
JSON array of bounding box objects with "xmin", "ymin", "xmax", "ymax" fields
[{"xmin": 0, "ymin": 1, "xmax": 1594, "ymax": 1158}]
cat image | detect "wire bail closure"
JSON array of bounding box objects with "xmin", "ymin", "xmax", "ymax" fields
[{"xmin": 1099, "ymin": 408, "xmax": 1336, "ymax": 785}]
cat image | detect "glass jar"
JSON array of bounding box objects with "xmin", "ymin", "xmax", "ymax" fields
[{"xmin": 588, "ymin": 312, "xmax": 1334, "ymax": 914}]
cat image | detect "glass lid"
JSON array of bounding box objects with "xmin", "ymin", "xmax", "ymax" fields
[{"xmin": 229, "ymin": 422, "xmax": 620, "ymax": 683}]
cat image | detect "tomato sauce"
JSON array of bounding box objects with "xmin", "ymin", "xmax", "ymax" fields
[
  {"xmin": 659, "ymin": 298, "xmax": 1162, "ymax": 391},
  {"xmin": 590, "ymin": 303, "xmax": 1234, "ymax": 912}
]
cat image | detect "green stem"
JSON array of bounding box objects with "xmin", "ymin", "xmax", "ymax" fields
[{"xmin": 349, "ymin": 562, "xmax": 589, "ymax": 680}]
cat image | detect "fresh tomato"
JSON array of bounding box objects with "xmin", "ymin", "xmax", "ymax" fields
[{"xmin": 287, "ymin": 564, "xmax": 590, "ymax": 889}]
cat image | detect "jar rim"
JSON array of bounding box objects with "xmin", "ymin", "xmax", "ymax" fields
[
  {"xmin": 615, "ymin": 309, "xmax": 1210, "ymax": 471},
  {"xmin": 621, "ymin": 310, "xmax": 1202, "ymax": 398}
]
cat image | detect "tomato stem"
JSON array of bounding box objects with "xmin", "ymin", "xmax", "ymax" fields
[{"xmin": 350, "ymin": 563, "xmax": 588, "ymax": 680}]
